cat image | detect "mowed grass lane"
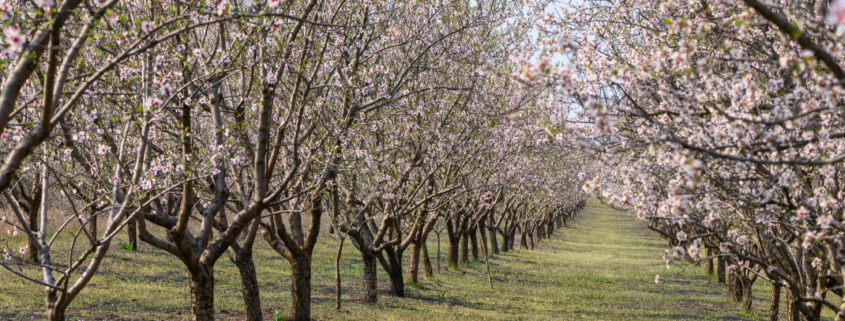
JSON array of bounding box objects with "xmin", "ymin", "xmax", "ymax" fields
[{"xmin": 2, "ymin": 199, "xmax": 762, "ymax": 320}]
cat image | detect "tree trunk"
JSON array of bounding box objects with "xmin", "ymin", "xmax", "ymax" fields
[
  {"xmin": 127, "ymin": 219, "xmax": 137, "ymax": 251},
  {"xmin": 422, "ymin": 241, "xmax": 433, "ymax": 278},
  {"xmin": 786, "ymin": 290, "xmax": 799, "ymax": 321},
  {"xmin": 508, "ymin": 231, "xmax": 516, "ymax": 250},
  {"xmin": 335, "ymin": 237, "xmax": 344, "ymax": 311},
  {"xmin": 717, "ymin": 256, "xmax": 726, "ymax": 283},
  {"xmin": 478, "ymin": 224, "xmax": 489, "ymax": 257},
  {"xmin": 408, "ymin": 241, "xmax": 422, "ymax": 284},
  {"xmin": 469, "ymin": 227, "xmax": 479, "ymax": 261},
  {"xmin": 519, "ymin": 231, "xmax": 527, "ymax": 249},
  {"xmin": 447, "ymin": 235, "xmax": 459, "ymax": 268},
  {"xmin": 28, "ymin": 205, "xmax": 38, "ymax": 262},
  {"xmin": 379, "ymin": 249, "xmax": 405, "ymax": 298},
  {"xmin": 189, "ymin": 267, "xmax": 215, "ymax": 321},
  {"xmin": 530, "ymin": 232, "xmax": 536, "ymax": 250},
  {"xmin": 460, "ymin": 230, "xmax": 469, "ymax": 264},
  {"xmin": 362, "ymin": 252, "xmax": 378, "ymax": 303},
  {"xmin": 705, "ymin": 248, "xmax": 714, "ymax": 276},
  {"xmin": 488, "ymin": 227, "xmax": 499, "ymax": 255},
  {"xmin": 290, "ymin": 257, "xmax": 312, "ymax": 321},
  {"xmin": 500, "ymin": 232, "xmax": 509, "ymax": 253},
  {"xmin": 770, "ymin": 282, "xmax": 781, "ymax": 321},
  {"xmin": 436, "ymin": 232, "xmax": 442, "ymax": 273},
  {"xmin": 46, "ymin": 291, "xmax": 66, "ymax": 321},
  {"xmin": 741, "ymin": 279, "xmax": 753, "ymax": 313},
  {"xmin": 233, "ymin": 253, "xmax": 262, "ymax": 321}
]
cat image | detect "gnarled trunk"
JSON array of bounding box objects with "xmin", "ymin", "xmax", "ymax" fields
[
  {"xmin": 363, "ymin": 252, "xmax": 378, "ymax": 303},
  {"xmin": 290, "ymin": 257, "xmax": 312, "ymax": 321},
  {"xmin": 189, "ymin": 267, "xmax": 215, "ymax": 321},
  {"xmin": 717, "ymin": 256, "xmax": 726, "ymax": 283}
]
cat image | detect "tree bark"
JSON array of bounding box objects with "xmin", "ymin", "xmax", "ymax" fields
[
  {"xmin": 189, "ymin": 267, "xmax": 215, "ymax": 321},
  {"xmin": 529, "ymin": 232, "xmax": 536, "ymax": 250},
  {"xmin": 447, "ymin": 234, "xmax": 459, "ymax": 268},
  {"xmin": 422, "ymin": 241, "xmax": 433, "ymax": 278},
  {"xmin": 46, "ymin": 291, "xmax": 66, "ymax": 321},
  {"xmin": 379, "ymin": 248, "xmax": 405, "ymax": 298},
  {"xmin": 362, "ymin": 252, "xmax": 378, "ymax": 303},
  {"xmin": 487, "ymin": 227, "xmax": 499, "ymax": 255},
  {"xmin": 127, "ymin": 219, "xmax": 137, "ymax": 251},
  {"xmin": 290, "ymin": 257, "xmax": 312, "ymax": 321},
  {"xmin": 408, "ymin": 241, "xmax": 422, "ymax": 284},
  {"xmin": 519, "ymin": 231, "xmax": 528, "ymax": 249},
  {"xmin": 717, "ymin": 256, "xmax": 726, "ymax": 283},
  {"xmin": 705, "ymin": 248, "xmax": 714, "ymax": 276},
  {"xmin": 770, "ymin": 282, "xmax": 781, "ymax": 321},
  {"xmin": 469, "ymin": 226, "xmax": 479, "ymax": 261},
  {"xmin": 460, "ymin": 229, "xmax": 469, "ymax": 264},
  {"xmin": 233, "ymin": 252, "xmax": 262, "ymax": 321}
]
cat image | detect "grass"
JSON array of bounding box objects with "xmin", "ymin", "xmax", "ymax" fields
[{"xmin": 0, "ymin": 199, "xmax": 807, "ymax": 320}]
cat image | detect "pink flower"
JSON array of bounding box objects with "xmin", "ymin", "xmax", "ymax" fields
[
  {"xmin": 189, "ymin": 11, "xmax": 199, "ymax": 23},
  {"xmin": 141, "ymin": 21, "xmax": 153, "ymax": 33},
  {"xmin": 4, "ymin": 26, "xmax": 23, "ymax": 49},
  {"xmin": 97, "ymin": 144, "xmax": 109, "ymax": 155},
  {"xmin": 268, "ymin": 0, "xmax": 281, "ymax": 8},
  {"xmin": 18, "ymin": 246, "xmax": 26, "ymax": 254},
  {"xmin": 35, "ymin": 0, "xmax": 55, "ymax": 7},
  {"xmin": 146, "ymin": 97, "xmax": 163, "ymax": 108},
  {"xmin": 217, "ymin": 0, "xmax": 229, "ymax": 16},
  {"xmin": 828, "ymin": 0, "xmax": 845, "ymax": 25},
  {"xmin": 160, "ymin": 83, "xmax": 172, "ymax": 96}
]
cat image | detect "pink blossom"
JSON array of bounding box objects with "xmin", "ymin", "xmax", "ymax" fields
[
  {"xmin": 828, "ymin": 0, "xmax": 845, "ymax": 25},
  {"xmin": 141, "ymin": 21, "xmax": 153, "ymax": 33},
  {"xmin": 4, "ymin": 26, "xmax": 23, "ymax": 49}
]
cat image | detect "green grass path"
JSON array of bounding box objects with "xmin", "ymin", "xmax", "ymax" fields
[{"xmin": 2, "ymin": 199, "xmax": 757, "ymax": 320}]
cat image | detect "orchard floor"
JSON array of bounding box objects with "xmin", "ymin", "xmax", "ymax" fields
[{"xmin": 1, "ymin": 199, "xmax": 807, "ymax": 320}]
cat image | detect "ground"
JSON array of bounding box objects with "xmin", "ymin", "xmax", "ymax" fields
[{"xmin": 0, "ymin": 199, "xmax": 822, "ymax": 320}]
